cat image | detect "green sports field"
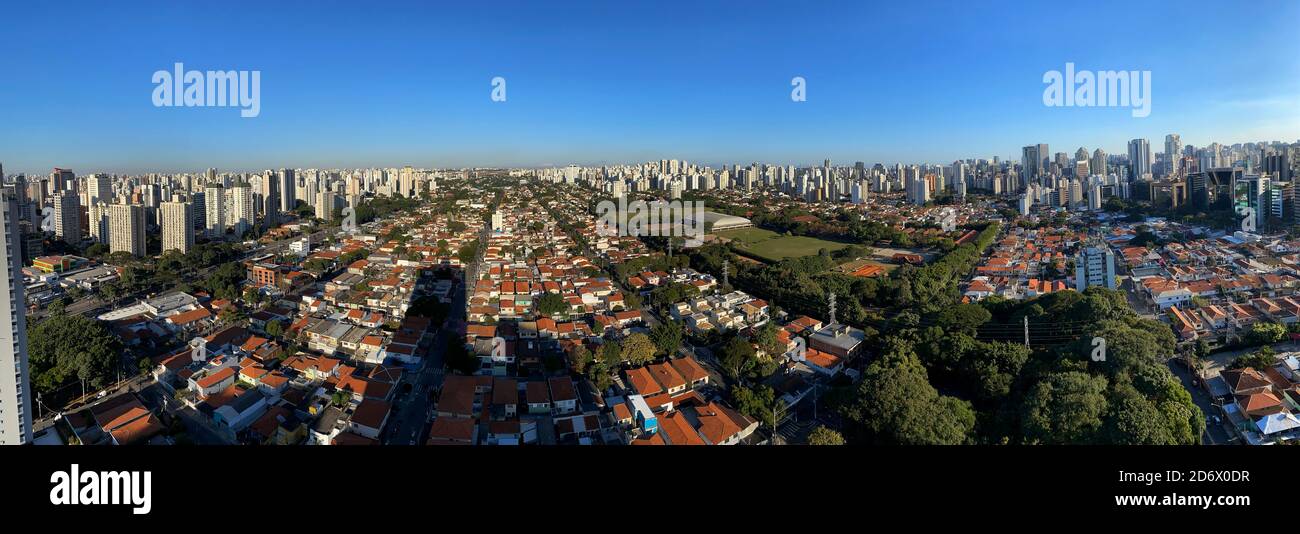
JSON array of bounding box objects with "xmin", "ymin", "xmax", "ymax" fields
[{"xmin": 716, "ymin": 227, "xmax": 850, "ymax": 262}]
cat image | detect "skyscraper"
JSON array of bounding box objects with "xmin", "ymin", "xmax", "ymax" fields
[
  {"xmin": 315, "ymin": 190, "xmax": 338, "ymax": 221},
  {"xmin": 205, "ymin": 184, "xmax": 226, "ymax": 238},
  {"xmin": 161, "ymin": 197, "xmax": 194, "ymax": 254},
  {"xmin": 1091, "ymin": 149, "xmax": 1107, "ymax": 177},
  {"xmin": 88, "ymin": 202, "xmax": 108, "ymax": 244},
  {"xmin": 50, "ymin": 168, "xmax": 75, "ymax": 195},
  {"xmin": 278, "ymin": 168, "xmax": 296, "ymax": 213},
  {"xmin": 1165, "ymin": 134, "xmax": 1182, "ymax": 177},
  {"xmin": 0, "ymin": 190, "xmax": 31, "ymax": 444},
  {"xmin": 87, "ymin": 173, "xmax": 112, "ymax": 205},
  {"xmin": 53, "ymin": 191, "xmax": 80, "ymax": 241},
  {"xmin": 109, "ymin": 203, "xmax": 147, "ymax": 256},
  {"xmin": 399, "ymin": 166, "xmax": 416, "ymax": 198},
  {"xmin": 1128, "ymin": 139, "xmax": 1152, "ymax": 180},
  {"xmin": 228, "ymin": 182, "xmax": 254, "ymax": 237},
  {"xmin": 1022, "ymin": 145, "xmax": 1047, "ymax": 181}
]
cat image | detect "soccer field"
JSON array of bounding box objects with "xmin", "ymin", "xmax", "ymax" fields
[{"xmin": 716, "ymin": 227, "xmax": 850, "ymax": 262}]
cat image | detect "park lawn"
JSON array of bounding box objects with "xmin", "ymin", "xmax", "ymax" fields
[{"xmin": 717, "ymin": 227, "xmax": 851, "ymax": 262}]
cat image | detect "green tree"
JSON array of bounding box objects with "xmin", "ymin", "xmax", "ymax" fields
[
  {"xmin": 1230, "ymin": 346, "xmax": 1277, "ymax": 370},
  {"xmin": 203, "ymin": 262, "xmax": 246, "ymax": 301},
  {"xmin": 620, "ymin": 333, "xmax": 657, "ymax": 366},
  {"xmin": 457, "ymin": 242, "xmax": 479, "ymax": 264},
  {"xmin": 535, "ymin": 292, "xmax": 566, "ymax": 316},
  {"xmin": 719, "ymin": 335, "xmax": 756, "ymax": 381},
  {"xmin": 649, "ymin": 321, "xmax": 683, "ymax": 357},
  {"xmin": 599, "ymin": 341, "xmax": 622, "ymax": 367},
  {"xmin": 842, "ymin": 351, "xmax": 975, "ymax": 445},
  {"xmin": 1020, "ymin": 371, "xmax": 1109, "ymax": 444},
  {"xmin": 752, "ymin": 322, "xmax": 786, "ymax": 359},
  {"xmin": 569, "ymin": 345, "xmax": 593, "ymax": 375},
  {"xmin": 622, "ymin": 291, "xmax": 643, "ymax": 310},
  {"xmin": 1244, "ymin": 322, "xmax": 1286, "ymax": 346},
  {"xmin": 27, "ymin": 314, "xmax": 123, "ymax": 396},
  {"xmin": 264, "ymin": 319, "xmax": 285, "ymax": 339},
  {"xmin": 731, "ymin": 384, "xmax": 785, "ymax": 430},
  {"xmin": 807, "ymin": 425, "xmax": 845, "ymax": 445}
]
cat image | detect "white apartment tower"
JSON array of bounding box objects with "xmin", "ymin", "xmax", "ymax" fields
[
  {"xmin": 205, "ymin": 184, "xmax": 226, "ymax": 238},
  {"xmin": 1075, "ymin": 244, "xmax": 1117, "ymax": 291},
  {"xmin": 0, "ymin": 192, "xmax": 31, "ymax": 444},
  {"xmin": 109, "ymin": 203, "xmax": 147, "ymax": 257},
  {"xmin": 86, "ymin": 173, "xmax": 112, "ymax": 205},
  {"xmin": 228, "ymin": 183, "xmax": 254, "ymax": 237},
  {"xmin": 161, "ymin": 198, "xmax": 194, "ymax": 253},
  {"xmin": 278, "ymin": 168, "xmax": 296, "ymax": 213},
  {"xmin": 88, "ymin": 202, "xmax": 108, "ymax": 244},
  {"xmin": 54, "ymin": 191, "xmax": 80, "ymax": 241}
]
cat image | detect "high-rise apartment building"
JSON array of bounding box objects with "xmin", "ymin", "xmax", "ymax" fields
[
  {"xmin": 278, "ymin": 168, "xmax": 296, "ymax": 213},
  {"xmin": 0, "ymin": 191, "xmax": 31, "ymax": 444},
  {"xmin": 228, "ymin": 183, "xmax": 254, "ymax": 237},
  {"xmin": 1165, "ymin": 134, "xmax": 1182, "ymax": 177},
  {"xmin": 109, "ymin": 203, "xmax": 146, "ymax": 256},
  {"xmin": 86, "ymin": 173, "xmax": 112, "ymax": 205},
  {"xmin": 1091, "ymin": 149, "xmax": 1107, "ymax": 178},
  {"xmin": 205, "ymin": 184, "xmax": 226, "ymax": 238},
  {"xmin": 161, "ymin": 197, "xmax": 194, "ymax": 254},
  {"xmin": 88, "ymin": 202, "xmax": 108, "ymax": 244},
  {"xmin": 53, "ymin": 191, "xmax": 80, "ymax": 241},
  {"xmin": 1128, "ymin": 139, "xmax": 1152, "ymax": 180},
  {"xmin": 1022, "ymin": 144, "xmax": 1048, "ymax": 182}
]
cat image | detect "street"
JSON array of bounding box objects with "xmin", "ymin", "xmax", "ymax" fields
[
  {"xmin": 380, "ymin": 275, "xmax": 464, "ymax": 445},
  {"xmin": 1166, "ymin": 360, "xmax": 1233, "ymax": 445}
]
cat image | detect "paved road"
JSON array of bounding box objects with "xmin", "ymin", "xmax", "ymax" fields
[
  {"xmin": 137, "ymin": 382, "xmax": 234, "ymax": 445},
  {"xmin": 381, "ymin": 277, "xmax": 463, "ymax": 445},
  {"xmin": 1166, "ymin": 360, "xmax": 1233, "ymax": 445}
]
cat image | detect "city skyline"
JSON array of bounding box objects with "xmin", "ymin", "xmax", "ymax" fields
[
  {"xmin": 4, "ymin": 132, "xmax": 1296, "ymax": 178},
  {"xmin": 2, "ymin": 0, "xmax": 1297, "ymax": 172}
]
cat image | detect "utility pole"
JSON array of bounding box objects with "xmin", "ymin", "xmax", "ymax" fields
[
  {"xmin": 1024, "ymin": 316, "xmax": 1030, "ymax": 348},
  {"xmin": 828, "ymin": 292, "xmax": 837, "ymax": 325}
]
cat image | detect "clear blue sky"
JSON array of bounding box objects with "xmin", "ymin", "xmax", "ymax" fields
[{"xmin": 1, "ymin": 0, "xmax": 1296, "ymax": 174}]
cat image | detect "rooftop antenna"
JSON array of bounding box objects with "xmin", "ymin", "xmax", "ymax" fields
[{"xmin": 828, "ymin": 291, "xmax": 837, "ymax": 325}]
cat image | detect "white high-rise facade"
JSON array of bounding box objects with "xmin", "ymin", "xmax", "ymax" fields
[
  {"xmin": 1075, "ymin": 244, "xmax": 1117, "ymax": 291},
  {"xmin": 0, "ymin": 192, "xmax": 31, "ymax": 444},
  {"xmin": 228, "ymin": 183, "xmax": 254, "ymax": 237},
  {"xmin": 161, "ymin": 198, "xmax": 194, "ymax": 254},
  {"xmin": 109, "ymin": 203, "xmax": 146, "ymax": 257},
  {"xmin": 88, "ymin": 202, "xmax": 108, "ymax": 243},
  {"xmin": 86, "ymin": 173, "xmax": 112, "ymax": 205},
  {"xmin": 278, "ymin": 169, "xmax": 296, "ymax": 213},
  {"xmin": 205, "ymin": 184, "xmax": 226, "ymax": 238},
  {"xmin": 1165, "ymin": 134, "xmax": 1182, "ymax": 177},
  {"xmin": 54, "ymin": 191, "xmax": 80, "ymax": 241}
]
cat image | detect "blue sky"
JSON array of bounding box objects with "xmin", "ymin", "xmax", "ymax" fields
[{"xmin": 1, "ymin": 0, "xmax": 1297, "ymax": 173}]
